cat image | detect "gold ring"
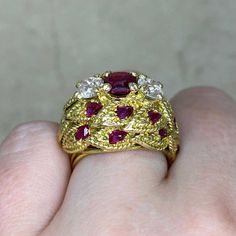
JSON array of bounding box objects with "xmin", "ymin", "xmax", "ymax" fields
[{"xmin": 58, "ymin": 71, "xmax": 180, "ymax": 169}]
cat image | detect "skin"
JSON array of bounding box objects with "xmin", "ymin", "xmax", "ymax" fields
[{"xmin": 0, "ymin": 87, "xmax": 236, "ymax": 236}]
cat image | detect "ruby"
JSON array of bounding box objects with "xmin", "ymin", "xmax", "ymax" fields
[
  {"xmin": 109, "ymin": 130, "xmax": 128, "ymax": 144},
  {"xmin": 105, "ymin": 72, "xmax": 137, "ymax": 96},
  {"xmin": 75, "ymin": 125, "xmax": 90, "ymax": 141},
  {"xmin": 116, "ymin": 106, "xmax": 133, "ymax": 119},
  {"xmin": 148, "ymin": 111, "xmax": 162, "ymax": 124},
  {"xmin": 86, "ymin": 102, "xmax": 103, "ymax": 117},
  {"xmin": 159, "ymin": 128, "xmax": 167, "ymax": 139}
]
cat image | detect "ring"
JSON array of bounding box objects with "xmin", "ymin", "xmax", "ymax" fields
[{"xmin": 58, "ymin": 71, "xmax": 180, "ymax": 169}]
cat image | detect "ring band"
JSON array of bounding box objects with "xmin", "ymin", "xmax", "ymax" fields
[{"xmin": 58, "ymin": 71, "xmax": 180, "ymax": 169}]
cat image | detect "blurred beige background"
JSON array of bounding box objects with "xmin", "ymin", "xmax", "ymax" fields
[{"xmin": 0, "ymin": 0, "xmax": 236, "ymax": 142}]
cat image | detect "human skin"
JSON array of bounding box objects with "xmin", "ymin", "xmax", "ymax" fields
[{"xmin": 0, "ymin": 87, "xmax": 236, "ymax": 236}]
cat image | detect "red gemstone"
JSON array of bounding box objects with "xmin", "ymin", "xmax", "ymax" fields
[
  {"xmin": 105, "ymin": 72, "xmax": 137, "ymax": 96},
  {"xmin": 159, "ymin": 128, "xmax": 167, "ymax": 139},
  {"xmin": 148, "ymin": 111, "xmax": 162, "ymax": 124},
  {"xmin": 75, "ymin": 125, "xmax": 90, "ymax": 141},
  {"xmin": 116, "ymin": 106, "xmax": 134, "ymax": 119},
  {"xmin": 109, "ymin": 130, "xmax": 128, "ymax": 144},
  {"xmin": 86, "ymin": 102, "xmax": 103, "ymax": 117}
]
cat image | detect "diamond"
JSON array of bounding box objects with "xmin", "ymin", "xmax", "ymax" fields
[
  {"xmin": 148, "ymin": 111, "xmax": 162, "ymax": 124},
  {"xmin": 77, "ymin": 82, "xmax": 97, "ymax": 98},
  {"xmin": 87, "ymin": 77, "xmax": 104, "ymax": 87},
  {"xmin": 77, "ymin": 77, "xmax": 104, "ymax": 99},
  {"xmin": 109, "ymin": 130, "xmax": 128, "ymax": 144},
  {"xmin": 137, "ymin": 75, "xmax": 154, "ymax": 87},
  {"xmin": 116, "ymin": 106, "xmax": 134, "ymax": 119},
  {"xmin": 75, "ymin": 125, "xmax": 90, "ymax": 141},
  {"xmin": 105, "ymin": 72, "xmax": 137, "ymax": 96},
  {"xmin": 86, "ymin": 102, "xmax": 103, "ymax": 117},
  {"xmin": 145, "ymin": 81, "xmax": 163, "ymax": 99}
]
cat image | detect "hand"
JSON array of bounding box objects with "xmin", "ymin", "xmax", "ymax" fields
[{"xmin": 0, "ymin": 87, "xmax": 236, "ymax": 236}]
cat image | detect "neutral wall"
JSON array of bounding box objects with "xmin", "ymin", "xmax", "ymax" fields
[{"xmin": 1, "ymin": 0, "xmax": 236, "ymax": 141}]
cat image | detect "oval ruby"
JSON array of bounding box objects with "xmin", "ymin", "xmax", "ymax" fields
[{"xmin": 105, "ymin": 72, "xmax": 137, "ymax": 96}]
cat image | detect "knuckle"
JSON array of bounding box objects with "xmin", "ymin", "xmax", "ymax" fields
[
  {"xmin": 173, "ymin": 86, "xmax": 236, "ymax": 157},
  {"xmin": 8, "ymin": 121, "xmax": 56, "ymax": 143},
  {"xmin": 11, "ymin": 121, "xmax": 56, "ymax": 137},
  {"xmin": 201, "ymin": 103, "xmax": 236, "ymax": 132},
  {"xmin": 179, "ymin": 86, "xmax": 236, "ymax": 134},
  {"xmin": 0, "ymin": 121, "xmax": 58, "ymax": 158},
  {"xmin": 179, "ymin": 86, "xmax": 233, "ymax": 102}
]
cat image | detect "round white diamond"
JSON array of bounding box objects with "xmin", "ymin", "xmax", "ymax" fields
[
  {"xmin": 77, "ymin": 81, "xmax": 97, "ymax": 98},
  {"xmin": 87, "ymin": 77, "xmax": 104, "ymax": 87},
  {"xmin": 138, "ymin": 76, "xmax": 154, "ymax": 87},
  {"xmin": 145, "ymin": 82, "xmax": 164, "ymax": 99},
  {"xmin": 76, "ymin": 76, "xmax": 105, "ymax": 98}
]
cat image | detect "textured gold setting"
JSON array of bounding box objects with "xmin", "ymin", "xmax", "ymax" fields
[{"xmin": 58, "ymin": 71, "xmax": 180, "ymax": 169}]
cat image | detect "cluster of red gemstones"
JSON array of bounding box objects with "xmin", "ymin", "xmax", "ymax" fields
[{"xmin": 74, "ymin": 72, "xmax": 168, "ymax": 144}]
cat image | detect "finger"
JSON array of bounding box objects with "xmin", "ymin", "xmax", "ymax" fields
[
  {"xmin": 168, "ymin": 87, "xmax": 236, "ymax": 201},
  {"xmin": 0, "ymin": 121, "xmax": 71, "ymax": 236},
  {"xmin": 41, "ymin": 148, "xmax": 168, "ymax": 235}
]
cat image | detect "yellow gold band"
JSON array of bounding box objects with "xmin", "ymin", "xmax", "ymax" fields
[{"xmin": 58, "ymin": 71, "xmax": 180, "ymax": 169}]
